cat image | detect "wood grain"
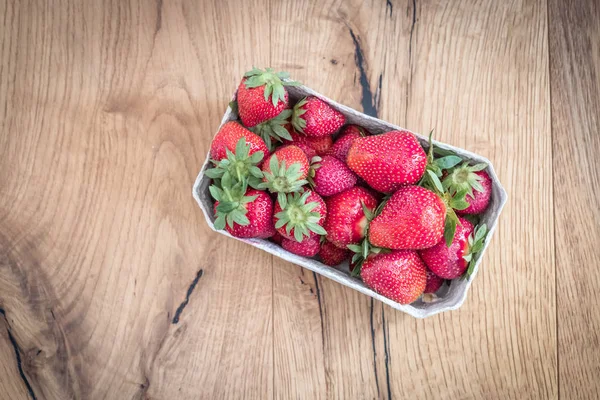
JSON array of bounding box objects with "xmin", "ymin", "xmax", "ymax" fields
[
  {"xmin": 549, "ymin": 0, "xmax": 600, "ymax": 398},
  {"xmin": 0, "ymin": 0, "xmax": 596, "ymax": 399}
]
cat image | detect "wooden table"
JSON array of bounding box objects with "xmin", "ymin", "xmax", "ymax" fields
[{"xmin": 1, "ymin": 1, "xmax": 598, "ymax": 399}]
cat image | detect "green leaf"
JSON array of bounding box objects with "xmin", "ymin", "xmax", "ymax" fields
[
  {"xmin": 469, "ymin": 163, "xmax": 488, "ymax": 172},
  {"xmin": 209, "ymin": 185, "xmax": 222, "ymax": 201},
  {"xmin": 434, "ymin": 155, "xmax": 462, "ymax": 170},
  {"xmin": 228, "ymin": 100, "xmax": 238, "ymax": 114},
  {"xmin": 277, "ymin": 192, "xmax": 287, "ymax": 208},
  {"xmin": 293, "ymin": 227, "xmax": 304, "ymax": 243},
  {"xmin": 475, "ymin": 224, "xmax": 488, "ymax": 242},
  {"xmin": 347, "ymin": 244, "xmax": 363, "ymax": 253},
  {"xmin": 450, "ymin": 198, "xmax": 470, "ymax": 211},
  {"xmin": 361, "ymin": 201, "xmax": 374, "ymax": 221},
  {"xmin": 232, "ymin": 212, "xmax": 250, "ymax": 226},
  {"xmin": 214, "ymin": 215, "xmax": 226, "ymax": 230},
  {"xmin": 427, "ymin": 170, "xmax": 444, "ymax": 193},
  {"xmin": 444, "ymin": 217, "xmax": 457, "ymax": 247},
  {"xmin": 205, "ymin": 168, "xmax": 224, "ymax": 179},
  {"xmin": 362, "ymin": 239, "xmax": 369, "ymax": 258},
  {"xmin": 307, "ymin": 223, "xmax": 326, "ymax": 235}
]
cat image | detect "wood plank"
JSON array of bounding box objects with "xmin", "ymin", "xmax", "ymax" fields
[
  {"xmin": 389, "ymin": 0, "xmax": 556, "ymax": 398},
  {"xmin": 0, "ymin": 1, "xmax": 273, "ymax": 398},
  {"xmin": 0, "ymin": 315, "xmax": 30, "ymax": 400},
  {"xmin": 270, "ymin": 0, "xmax": 411, "ymax": 398},
  {"xmin": 548, "ymin": 0, "xmax": 600, "ymax": 398}
]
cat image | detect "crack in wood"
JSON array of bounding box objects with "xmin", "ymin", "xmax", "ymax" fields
[
  {"xmin": 386, "ymin": 0, "xmax": 393, "ymax": 17},
  {"xmin": 348, "ymin": 27, "xmax": 379, "ymax": 118},
  {"xmin": 382, "ymin": 306, "xmax": 392, "ymax": 400},
  {"xmin": 0, "ymin": 308, "xmax": 37, "ymax": 400},
  {"xmin": 369, "ymin": 299, "xmax": 381, "ymax": 397},
  {"xmin": 172, "ymin": 269, "xmax": 203, "ymax": 324},
  {"xmin": 405, "ymin": 0, "xmax": 417, "ymax": 124},
  {"xmin": 311, "ymin": 272, "xmax": 326, "ymax": 349}
]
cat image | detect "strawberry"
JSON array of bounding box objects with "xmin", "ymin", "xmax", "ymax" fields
[
  {"xmin": 210, "ymin": 121, "xmax": 269, "ymax": 163},
  {"xmin": 419, "ymin": 218, "xmax": 488, "ymax": 279},
  {"xmin": 424, "ymin": 268, "xmax": 444, "ymax": 294},
  {"xmin": 312, "ymin": 155, "xmax": 357, "ymax": 197},
  {"xmin": 259, "ymin": 145, "xmax": 309, "ymax": 205},
  {"xmin": 443, "ymin": 164, "xmax": 492, "ymax": 215},
  {"xmin": 291, "ymin": 96, "xmax": 345, "ymax": 137},
  {"xmin": 273, "ymin": 190, "xmax": 327, "ymax": 242},
  {"xmin": 360, "ymin": 250, "xmax": 427, "ymax": 304},
  {"xmin": 319, "ymin": 239, "xmax": 350, "ymax": 266},
  {"xmin": 347, "ymin": 130, "xmax": 427, "ymax": 193},
  {"xmin": 282, "ymin": 236, "xmax": 321, "ymax": 257},
  {"xmin": 368, "ymin": 185, "xmax": 445, "ymax": 250},
  {"xmin": 327, "ymin": 125, "xmax": 370, "ymax": 161},
  {"xmin": 249, "ymin": 109, "xmax": 294, "ymax": 150},
  {"xmin": 210, "ymin": 183, "xmax": 275, "ymax": 239},
  {"xmin": 205, "ymin": 137, "xmax": 264, "ymax": 189},
  {"xmin": 270, "ymin": 231, "xmax": 284, "ymax": 245},
  {"xmin": 237, "ymin": 67, "xmax": 299, "ymax": 128},
  {"xmin": 293, "ymin": 141, "xmax": 318, "ymax": 159},
  {"xmin": 285, "ymin": 130, "xmax": 333, "ymax": 155},
  {"xmin": 324, "ymin": 186, "xmax": 378, "ymax": 249}
]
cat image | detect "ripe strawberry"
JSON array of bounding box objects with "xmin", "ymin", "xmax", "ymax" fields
[
  {"xmin": 210, "ymin": 183, "xmax": 275, "ymax": 239},
  {"xmin": 270, "ymin": 231, "xmax": 284, "ymax": 245},
  {"xmin": 327, "ymin": 125, "xmax": 370, "ymax": 161},
  {"xmin": 443, "ymin": 164, "xmax": 492, "ymax": 215},
  {"xmin": 424, "ymin": 268, "xmax": 444, "ymax": 294},
  {"xmin": 282, "ymin": 236, "xmax": 321, "ymax": 257},
  {"xmin": 285, "ymin": 130, "xmax": 333, "ymax": 155},
  {"xmin": 312, "ymin": 155, "xmax": 357, "ymax": 197},
  {"xmin": 319, "ymin": 239, "xmax": 350, "ymax": 266},
  {"xmin": 237, "ymin": 67, "xmax": 299, "ymax": 128},
  {"xmin": 210, "ymin": 121, "xmax": 269, "ymax": 163},
  {"xmin": 293, "ymin": 141, "xmax": 318, "ymax": 159},
  {"xmin": 324, "ymin": 186, "xmax": 378, "ymax": 249},
  {"xmin": 260, "ymin": 145, "xmax": 309, "ymax": 205},
  {"xmin": 205, "ymin": 137, "xmax": 265, "ymax": 189},
  {"xmin": 369, "ymin": 186, "xmax": 445, "ymax": 250},
  {"xmin": 360, "ymin": 250, "xmax": 427, "ymax": 304},
  {"xmin": 291, "ymin": 96, "xmax": 345, "ymax": 137},
  {"xmin": 273, "ymin": 190, "xmax": 327, "ymax": 242},
  {"xmin": 419, "ymin": 218, "xmax": 488, "ymax": 279},
  {"xmin": 347, "ymin": 130, "xmax": 427, "ymax": 193}
]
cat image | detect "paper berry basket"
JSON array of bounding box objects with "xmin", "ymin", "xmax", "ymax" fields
[{"xmin": 193, "ymin": 84, "xmax": 507, "ymax": 318}]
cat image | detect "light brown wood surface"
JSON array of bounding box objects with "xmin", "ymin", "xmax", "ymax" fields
[{"xmin": 0, "ymin": 0, "xmax": 597, "ymax": 399}]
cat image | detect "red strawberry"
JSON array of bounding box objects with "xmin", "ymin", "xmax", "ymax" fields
[
  {"xmin": 291, "ymin": 96, "xmax": 345, "ymax": 137},
  {"xmin": 424, "ymin": 268, "xmax": 444, "ymax": 294},
  {"xmin": 285, "ymin": 130, "xmax": 333, "ymax": 155},
  {"xmin": 347, "ymin": 130, "xmax": 427, "ymax": 193},
  {"xmin": 260, "ymin": 145, "xmax": 310, "ymax": 204},
  {"xmin": 205, "ymin": 136, "xmax": 265, "ymax": 190},
  {"xmin": 360, "ymin": 250, "xmax": 427, "ymax": 304},
  {"xmin": 211, "ymin": 185, "xmax": 275, "ymax": 239},
  {"xmin": 327, "ymin": 125, "xmax": 370, "ymax": 161},
  {"xmin": 273, "ymin": 190, "xmax": 327, "ymax": 242},
  {"xmin": 443, "ymin": 164, "xmax": 492, "ymax": 215},
  {"xmin": 237, "ymin": 67, "xmax": 299, "ymax": 128},
  {"xmin": 369, "ymin": 186, "xmax": 445, "ymax": 250},
  {"xmin": 419, "ymin": 218, "xmax": 488, "ymax": 279},
  {"xmin": 293, "ymin": 141, "xmax": 318, "ymax": 159},
  {"xmin": 324, "ymin": 187, "xmax": 378, "ymax": 249},
  {"xmin": 319, "ymin": 239, "xmax": 350, "ymax": 266},
  {"xmin": 270, "ymin": 231, "xmax": 284, "ymax": 245},
  {"xmin": 210, "ymin": 121, "xmax": 269, "ymax": 163},
  {"xmin": 282, "ymin": 236, "xmax": 320, "ymax": 257},
  {"xmin": 312, "ymin": 155, "xmax": 357, "ymax": 197}
]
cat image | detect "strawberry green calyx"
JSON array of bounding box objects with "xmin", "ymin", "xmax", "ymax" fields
[
  {"xmin": 462, "ymin": 224, "xmax": 488, "ymax": 279},
  {"xmin": 259, "ymin": 155, "xmax": 309, "ymax": 205},
  {"xmin": 443, "ymin": 162, "xmax": 488, "ymax": 198},
  {"xmin": 209, "ymin": 181, "xmax": 257, "ymax": 230},
  {"xmin": 347, "ymin": 202, "xmax": 390, "ymax": 276},
  {"xmin": 291, "ymin": 97, "xmax": 309, "ymax": 133},
  {"xmin": 204, "ymin": 137, "xmax": 264, "ymax": 189},
  {"xmin": 307, "ymin": 156, "xmax": 322, "ymax": 187},
  {"xmin": 244, "ymin": 67, "xmax": 301, "ymax": 107},
  {"xmin": 249, "ymin": 109, "xmax": 293, "ymax": 150},
  {"xmin": 417, "ymin": 131, "xmax": 470, "ymax": 247},
  {"xmin": 274, "ymin": 191, "xmax": 327, "ymax": 242}
]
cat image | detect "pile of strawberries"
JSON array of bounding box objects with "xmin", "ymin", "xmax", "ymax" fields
[{"xmin": 205, "ymin": 68, "xmax": 492, "ymax": 305}]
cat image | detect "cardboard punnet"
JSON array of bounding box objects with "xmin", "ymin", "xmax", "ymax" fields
[{"xmin": 192, "ymin": 85, "xmax": 507, "ymax": 318}]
